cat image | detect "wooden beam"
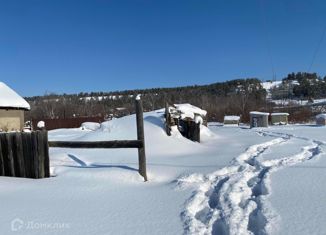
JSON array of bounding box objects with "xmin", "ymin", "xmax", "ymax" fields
[
  {"xmin": 135, "ymin": 98, "xmax": 147, "ymax": 181},
  {"xmin": 48, "ymin": 140, "xmax": 143, "ymax": 149}
]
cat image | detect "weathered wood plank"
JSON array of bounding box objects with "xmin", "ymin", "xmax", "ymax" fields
[
  {"xmin": 43, "ymin": 131, "xmax": 50, "ymax": 178},
  {"xmin": 11, "ymin": 132, "xmax": 26, "ymax": 177},
  {"xmin": 135, "ymin": 98, "xmax": 147, "ymax": 181},
  {"xmin": 0, "ymin": 137, "xmax": 4, "ymax": 176},
  {"xmin": 31, "ymin": 131, "xmax": 39, "ymax": 179},
  {"xmin": 0, "ymin": 133, "xmax": 16, "ymax": 176},
  {"xmin": 22, "ymin": 132, "xmax": 33, "ymax": 178},
  {"xmin": 165, "ymin": 102, "xmax": 171, "ymax": 136},
  {"xmin": 37, "ymin": 131, "xmax": 45, "ymax": 178},
  {"xmin": 48, "ymin": 140, "xmax": 143, "ymax": 149}
]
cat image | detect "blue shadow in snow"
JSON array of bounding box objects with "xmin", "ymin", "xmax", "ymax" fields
[{"xmin": 66, "ymin": 154, "xmax": 138, "ymax": 172}]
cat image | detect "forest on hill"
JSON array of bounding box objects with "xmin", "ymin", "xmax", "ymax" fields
[{"xmin": 25, "ymin": 72, "xmax": 326, "ymax": 123}]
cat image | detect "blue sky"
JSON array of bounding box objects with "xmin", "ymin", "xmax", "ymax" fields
[{"xmin": 0, "ymin": 0, "xmax": 326, "ymax": 96}]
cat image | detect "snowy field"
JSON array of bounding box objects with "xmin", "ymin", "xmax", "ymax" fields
[{"xmin": 0, "ymin": 111, "xmax": 326, "ymax": 235}]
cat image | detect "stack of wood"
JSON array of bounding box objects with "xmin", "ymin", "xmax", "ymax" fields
[{"xmin": 165, "ymin": 103, "xmax": 207, "ymax": 142}]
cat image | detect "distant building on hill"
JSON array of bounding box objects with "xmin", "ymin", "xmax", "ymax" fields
[
  {"xmin": 250, "ymin": 111, "xmax": 269, "ymax": 128},
  {"xmin": 271, "ymin": 113, "xmax": 289, "ymax": 125},
  {"xmin": 224, "ymin": 115, "xmax": 240, "ymax": 126},
  {"xmin": 0, "ymin": 82, "xmax": 30, "ymax": 132},
  {"xmin": 316, "ymin": 114, "xmax": 326, "ymax": 126}
]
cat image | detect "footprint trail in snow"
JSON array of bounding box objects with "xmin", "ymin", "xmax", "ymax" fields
[{"xmin": 177, "ymin": 131, "xmax": 323, "ymax": 235}]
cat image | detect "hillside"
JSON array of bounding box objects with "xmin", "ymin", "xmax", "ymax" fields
[
  {"xmin": 25, "ymin": 78, "xmax": 266, "ymax": 122},
  {"xmin": 25, "ymin": 72, "xmax": 326, "ymax": 123}
]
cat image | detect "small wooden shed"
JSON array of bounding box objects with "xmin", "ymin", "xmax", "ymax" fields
[
  {"xmin": 271, "ymin": 113, "xmax": 289, "ymax": 125},
  {"xmin": 250, "ymin": 111, "xmax": 269, "ymax": 128},
  {"xmin": 224, "ymin": 115, "xmax": 240, "ymax": 125},
  {"xmin": 165, "ymin": 103, "xmax": 207, "ymax": 142},
  {"xmin": 316, "ymin": 114, "xmax": 326, "ymax": 126},
  {"xmin": 0, "ymin": 82, "xmax": 30, "ymax": 132}
]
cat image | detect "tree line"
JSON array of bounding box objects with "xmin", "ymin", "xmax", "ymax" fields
[{"xmin": 25, "ymin": 78, "xmax": 266, "ymax": 122}]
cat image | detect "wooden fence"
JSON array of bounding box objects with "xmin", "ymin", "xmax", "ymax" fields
[
  {"xmin": 0, "ymin": 131, "xmax": 50, "ymax": 179},
  {"xmin": 48, "ymin": 98, "xmax": 148, "ymax": 181},
  {"xmin": 0, "ymin": 98, "xmax": 147, "ymax": 181},
  {"xmin": 32, "ymin": 116, "xmax": 105, "ymax": 130}
]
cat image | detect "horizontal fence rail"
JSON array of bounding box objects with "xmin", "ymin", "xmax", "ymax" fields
[{"xmin": 49, "ymin": 140, "xmax": 143, "ymax": 149}]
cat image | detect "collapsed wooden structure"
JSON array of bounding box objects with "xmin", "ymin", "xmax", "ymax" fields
[{"xmin": 165, "ymin": 103, "xmax": 207, "ymax": 142}]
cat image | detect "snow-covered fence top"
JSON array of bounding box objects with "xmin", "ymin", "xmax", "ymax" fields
[{"xmin": 0, "ymin": 82, "xmax": 30, "ymax": 110}]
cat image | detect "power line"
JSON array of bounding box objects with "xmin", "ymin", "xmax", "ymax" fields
[{"xmin": 308, "ymin": 24, "xmax": 326, "ymax": 72}]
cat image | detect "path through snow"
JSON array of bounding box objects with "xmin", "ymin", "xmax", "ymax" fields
[{"xmin": 177, "ymin": 130, "xmax": 324, "ymax": 235}]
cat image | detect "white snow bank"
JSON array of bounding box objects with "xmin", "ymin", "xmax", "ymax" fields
[{"xmin": 0, "ymin": 82, "xmax": 30, "ymax": 110}]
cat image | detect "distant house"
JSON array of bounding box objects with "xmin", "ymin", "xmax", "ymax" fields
[
  {"xmin": 316, "ymin": 114, "xmax": 326, "ymax": 126},
  {"xmin": 271, "ymin": 113, "xmax": 289, "ymax": 125},
  {"xmin": 250, "ymin": 111, "xmax": 269, "ymax": 128},
  {"xmin": 224, "ymin": 115, "xmax": 240, "ymax": 125},
  {"xmin": 0, "ymin": 82, "xmax": 30, "ymax": 131}
]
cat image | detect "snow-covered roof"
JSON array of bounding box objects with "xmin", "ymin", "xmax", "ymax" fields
[
  {"xmin": 316, "ymin": 114, "xmax": 326, "ymax": 119},
  {"xmin": 174, "ymin": 104, "xmax": 207, "ymax": 119},
  {"xmin": 250, "ymin": 111, "xmax": 270, "ymax": 116},
  {"xmin": 0, "ymin": 82, "xmax": 30, "ymax": 110},
  {"xmin": 271, "ymin": 113, "xmax": 289, "ymax": 116},
  {"xmin": 224, "ymin": 115, "xmax": 240, "ymax": 121}
]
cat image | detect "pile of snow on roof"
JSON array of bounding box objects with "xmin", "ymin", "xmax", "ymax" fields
[
  {"xmin": 250, "ymin": 111, "xmax": 270, "ymax": 116},
  {"xmin": 316, "ymin": 114, "xmax": 326, "ymax": 119},
  {"xmin": 173, "ymin": 104, "xmax": 207, "ymax": 120},
  {"xmin": 224, "ymin": 115, "xmax": 240, "ymax": 121},
  {"xmin": 0, "ymin": 82, "xmax": 30, "ymax": 110}
]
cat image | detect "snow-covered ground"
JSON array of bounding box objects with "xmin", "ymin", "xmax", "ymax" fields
[{"xmin": 0, "ymin": 111, "xmax": 326, "ymax": 235}]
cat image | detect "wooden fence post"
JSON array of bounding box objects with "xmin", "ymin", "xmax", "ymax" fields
[
  {"xmin": 135, "ymin": 97, "xmax": 148, "ymax": 181},
  {"xmin": 43, "ymin": 131, "xmax": 50, "ymax": 178},
  {"xmin": 165, "ymin": 103, "xmax": 171, "ymax": 136},
  {"xmin": 11, "ymin": 132, "xmax": 26, "ymax": 177}
]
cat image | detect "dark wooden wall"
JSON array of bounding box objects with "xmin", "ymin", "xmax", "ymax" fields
[
  {"xmin": 32, "ymin": 117, "xmax": 105, "ymax": 130},
  {"xmin": 0, "ymin": 131, "xmax": 50, "ymax": 179}
]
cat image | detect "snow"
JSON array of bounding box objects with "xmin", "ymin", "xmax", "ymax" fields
[
  {"xmin": 250, "ymin": 111, "xmax": 270, "ymax": 116},
  {"xmin": 80, "ymin": 122, "xmax": 101, "ymax": 131},
  {"xmin": 271, "ymin": 113, "xmax": 289, "ymax": 116},
  {"xmin": 224, "ymin": 115, "xmax": 240, "ymax": 121},
  {"xmin": 135, "ymin": 94, "xmax": 141, "ymax": 100},
  {"xmin": 194, "ymin": 115, "xmax": 204, "ymax": 124},
  {"xmin": 261, "ymin": 81, "xmax": 282, "ymax": 90},
  {"xmin": 174, "ymin": 104, "xmax": 207, "ymax": 119},
  {"xmin": 0, "ymin": 82, "xmax": 30, "ymax": 110},
  {"xmin": 316, "ymin": 113, "xmax": 326, "ymax": 119},
  {"xmin": 37, "ymin": 121, "xmax": 45, "ymax": 129},
  {"xmin": 1, "ymin": 111, "xmax": 326, "ymax": 234}
]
